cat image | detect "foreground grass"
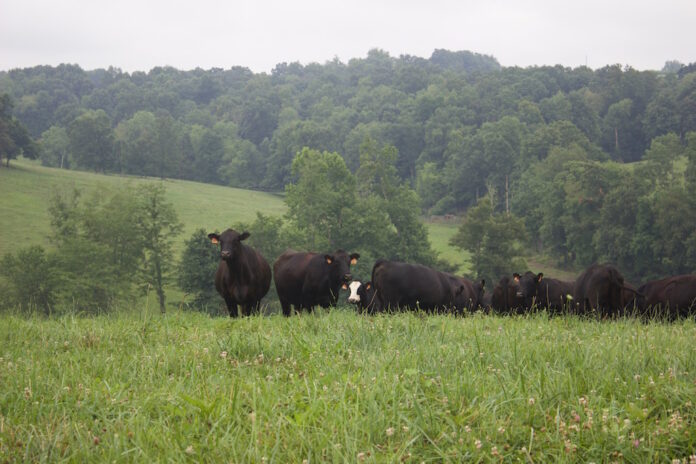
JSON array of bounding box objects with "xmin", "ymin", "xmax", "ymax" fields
[{"xmin": 1, "ymin": 310, "xmax": 695, "ymax": 462}]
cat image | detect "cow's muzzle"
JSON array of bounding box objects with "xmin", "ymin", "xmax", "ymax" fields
[{"xmin": 221, "ymin": 251, "xmax": 232, "ymax": 260}]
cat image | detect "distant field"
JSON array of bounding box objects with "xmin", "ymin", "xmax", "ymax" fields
[
  {"xmin": 1, "ymin": 309, "xmax": 695, "ymax": 462},
  {"xmin": 424, "ymin": 221, "xmax": 471, "ymax": 275},
  {"xmin": 0, "ymin": 160, "xmax": 285, "ymax": 258}
]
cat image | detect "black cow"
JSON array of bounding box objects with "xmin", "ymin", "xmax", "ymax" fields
[
  {"xmin": 273, "ymin": 249, "xmax": 359, "ymax": 316},
  {"xmin": 490, "ymin": 275, "xmax": 524, "ymax": 314},
  {"xmin": 637, "ymin": 275, "xmax": 696, "ymax": 319},
  {"xmin": 573, "ymin": 264, "xmax": 634, "ymax": 316},
  {"xmin": 371, "ymin": 260, "xmax": 465, "ymax": 313},
  {"xmin": 208, "ymin": 229, "xmax": 272, "ymax": 317},
  {"xmin": 347, "ymin": 280, "xmax": 378, "ymax": 314},
  {"xmin": 517, "ymin": 271, "xmax": 574, "ymax": 312},
  {"xmin": 454, "ymin": 277, "xmax": 486, "ymax": 312}
]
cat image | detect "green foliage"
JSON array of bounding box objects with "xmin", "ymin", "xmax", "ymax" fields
[
  {"xmin": 39, "ymin": 125, "xmax": 70, "ymax": 168},
  {"xmin": 450, "ymin": 198, "xmax": 528, "ymax": 283},
  {"xmin": 114, "ymin": 110, "xmax": 183, "ymax": 178},
  {"xmin": 3, "ymin": 58, "xmax": 696, "ymax": 282},
  {"xmin": 232, "ymin": 212, "xmax": 290, "ymax": 264},
  {"xmin": 0, "ymin": 93, "xmax": 39, "ymax": 166},
  {"xmin": 176, "ymin": 229, "xmax": 221, "ymax": 313},
  {"xmin": 48, "ymin": 187, "xmax": 144, "ymax": 311},
  {"xmin": 134, "ymin": 184, "xmax": 183, "ymax": 313},
  {"xmin": 286, "ymin": 147, "xmax": 355, "ymax": 250},
  {"xmin": 67, "ymin": 109, "xmax": 115, "ymax": 172},
  {"xmin": 0, "ymin": 246, "xmax": 58, "ymax": 313}
]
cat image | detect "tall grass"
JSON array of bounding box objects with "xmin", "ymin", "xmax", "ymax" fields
[{"xmin": 1, "ymin": 309, "xmax": 694, "ymax": 462}]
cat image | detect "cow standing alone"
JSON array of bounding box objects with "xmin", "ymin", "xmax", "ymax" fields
[{"xmin": 208, "ymin": 229, "xmax": 271, "ymax": 317}]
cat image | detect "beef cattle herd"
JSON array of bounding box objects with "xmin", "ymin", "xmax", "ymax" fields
[{"xmin": 209, "ymin": 228, "xmax": 696, "ymax": 319}]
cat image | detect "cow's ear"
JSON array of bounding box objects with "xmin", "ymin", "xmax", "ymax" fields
[
  {"xmin": 208, "ymin": 233, "xmax": 220, "ymax": 244},
  {"xmin": 537, "ymin": 273, "xmax": 544, "ymax": 282},
  {"xmin": 350, "ymin": 253, "xmax": 360, "ymax": 265},
  {"xmin": 324, "ymin": 255, "xmax": 334, "ymax": 264},
  {"xmin": 239, "ymin": 231, "xmax": 250, "ymax": 241}
]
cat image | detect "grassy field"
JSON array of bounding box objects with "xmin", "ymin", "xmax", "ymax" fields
[
  {"xmin": 424, "ymin": 221, "xmax": 471, "ymax": 275},
  {"xmin": 1, "ymin": 309, "xmax": 695, "ymax": 462},
  {"xmin": 0, "ymin": 160, "xmax": 286, "ymax": 258}
]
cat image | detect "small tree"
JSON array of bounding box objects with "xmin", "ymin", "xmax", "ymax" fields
[
  {"xmin": 285, "ymin": 147, "xmax": 355, "ymax": 250},
  {"xmin": 450, "ymin": 198, "xmax": 528, "ymax": 284},
  {"xmin": 0, "ymin": 246, "xmax": 58, "ymax": 314},
  {"xmin": 48, "ymin": 187, "xmax": 144, "ymax": 311},
  {"xmin": 135, "ymin": 184, "xmax": 182, "ymax": 313}
]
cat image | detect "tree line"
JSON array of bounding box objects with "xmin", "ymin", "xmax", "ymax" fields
[{"xmin": 1, "ymin": 50, "xmax": 696, "ymax": 285}]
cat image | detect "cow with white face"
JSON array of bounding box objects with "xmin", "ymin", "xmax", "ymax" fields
[{"xmin": 347, "ymin": 280, "xmax": 378, "ymax": 314}]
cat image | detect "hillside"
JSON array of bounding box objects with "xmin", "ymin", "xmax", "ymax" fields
[
  {"xmin": 0, "ymin": 159, "xmax": 285, "ymax": 259},
  {"xmin": 0, "ymin": 159, "xmax": 476, "ymax": 274}
]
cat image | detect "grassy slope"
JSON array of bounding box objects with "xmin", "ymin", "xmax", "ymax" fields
[
  {"xmin": 1, "ymin": 310, "xmax": 695, "ymax": 462},
  {"xmin": 0, "ymin": 160, "xmax": 285, "ymax": 258}
]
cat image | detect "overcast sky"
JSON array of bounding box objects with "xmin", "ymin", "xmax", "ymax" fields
[{"xmin": 1, "ymin": 0, "xmax": 694, "ymax": 73}]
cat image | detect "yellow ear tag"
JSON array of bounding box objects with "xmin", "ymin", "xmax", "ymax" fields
[
  {"xmin": 350, "ymin": 258, "xmax": 358, "ymax": 265},
  {"xmin": 366, "ymin": 283, "xmax": 371, "ymax": 289},
  {"xmin": 211, "ymin": 237, "xmax": 219, "ymax": 244},
  {"xmin": 342, "ymin": 283, "xmax": 348, "ymax": 290},
  {"xmin": 326, "ymin": 258, "xmax": 333, "ymax": 264}
]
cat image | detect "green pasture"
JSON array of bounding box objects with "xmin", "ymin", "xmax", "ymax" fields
[
  {"xmin": 1, "ymin": 309, "xmax": 694, "ymax": 462},
  {"xmin": 0, "ymin": 160, "xmax": 285, "ymax": 258}
]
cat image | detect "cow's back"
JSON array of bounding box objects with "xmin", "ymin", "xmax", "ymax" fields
[
  {"xmin": 574, "ymin": 264, "xmax": 625, "ymax": 315},
  {"xmin": 641, "ymin": 274, "xmax": 696, "ymax": 317},
  {"xmin": 373, "ymin": 260, "xmax": 456, "ymax": 311}
]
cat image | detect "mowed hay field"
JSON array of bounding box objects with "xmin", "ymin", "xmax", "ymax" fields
[{"xmin": 1, "ymin": 310, "xmax": 696, "ymax": 462}]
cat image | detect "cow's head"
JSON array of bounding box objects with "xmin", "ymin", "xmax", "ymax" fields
[
  {"xmin": 518, "ymin": 271, "xmax": 543, "ymax": 309},
  {"xmin": 208, "ymin": 229, "xmax": 250, "ymax": 261},
  {"xmin": 348, "ymin": 280, "xmax": 376, "ymax": 313},
  {"xmin": 347, "ymin": 281, "xmax": 363, "ymax": 304},
  {"xmin": 324, "ymin": 250, "xmax": 359, "ymax": 289}
]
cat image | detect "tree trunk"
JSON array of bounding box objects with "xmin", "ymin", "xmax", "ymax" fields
[{"xmin": 505, "ymin": 175, "xmax": 509, "ymax": 215}]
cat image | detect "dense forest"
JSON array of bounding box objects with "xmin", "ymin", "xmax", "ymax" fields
[{"xmin": 2, "ymin": 49, "xmax": 696, "ymax": 285}]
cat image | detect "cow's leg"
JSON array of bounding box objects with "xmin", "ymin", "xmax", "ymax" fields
[
  {"xmin": 223, "ymin": 295, "xmax": 238, "ymax": 318},
  {"xmin": 241, "ymin": 304, "xmax": 252, "ymax": 317},
  {"xmin": 280, "ymin": 300, "xmax": 292, "ymax": 317}
]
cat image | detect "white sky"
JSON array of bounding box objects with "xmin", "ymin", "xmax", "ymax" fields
[{"xmin": 1, "ymin": 0, "xmax": 695, "ymax": 73}]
